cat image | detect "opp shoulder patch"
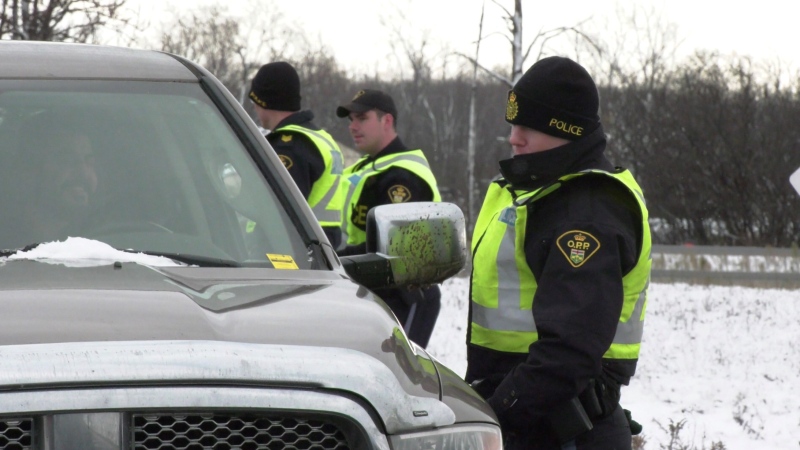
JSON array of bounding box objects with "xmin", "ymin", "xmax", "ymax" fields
[
  {"xmin": 281, "ymin": 134, "xmax": 293, "ymax": 142},
  {"xmin": 556, "ymin": 230, "xmax": 601, "ymax": 268},
  {"xmin": 388, "ymin": 185, "xmax": 412, "ymax": 203},
  {"xmin": 279, "ymin": 154, "xmax": 293, "ymax": 169}
]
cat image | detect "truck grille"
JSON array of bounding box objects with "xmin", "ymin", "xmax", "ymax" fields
[
  {"xmin": 131, "ymin": 413, "xmax": 351, "ymax": 449},
  {"xmin": 0, "ymin": 418, "xmax": 33, "ymax": 450}
]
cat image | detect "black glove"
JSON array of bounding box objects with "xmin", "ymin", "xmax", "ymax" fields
[
  {"xmin": 398, "ymin": 288, "xmax": 424, "ymax": 306},
  {"xmin": 469, "ymin": 373, "xmax": 506, "ymax": 400},
  {"xmin": 624, "ymin": 409, "xmax": 643, "ymax": 435}
]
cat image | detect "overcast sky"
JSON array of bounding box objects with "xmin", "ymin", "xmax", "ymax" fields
[{"xmin": 128, "ymin": 0, "xmax": 797, "ymax": 76}]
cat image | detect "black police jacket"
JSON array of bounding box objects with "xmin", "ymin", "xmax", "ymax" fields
[
  {"xmin": 465, "ymin": 126, "xmax": 645, "ymax": 439},
  {"xmin": 267, "ymin": 110, "xmax": 340, "ymax": 249}
]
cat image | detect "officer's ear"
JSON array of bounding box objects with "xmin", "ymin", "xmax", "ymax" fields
[{"xmin": 379, "ymin": 111, "xmax": 394, "ymax": 130}]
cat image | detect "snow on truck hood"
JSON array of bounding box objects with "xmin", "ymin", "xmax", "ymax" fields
[{"xmin": 4, "ymin": 237, "xmax": 184, "ymax": 267}]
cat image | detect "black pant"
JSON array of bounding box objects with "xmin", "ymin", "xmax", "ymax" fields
[
  {"xmin": 504, "ymin": 406, "xmax": 631, "ymax": 450},
  {"xmin": 377, "ymin": 285, "xmax": 441, "ymax": 348}
]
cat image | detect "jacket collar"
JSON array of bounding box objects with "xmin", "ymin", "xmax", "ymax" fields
[
  {"xmin": 272, "ymin": 110, "xmax": 317, "ymax": 131},
  {"xmin": 498, "ymin": 125, "xmax": 611, "ymax": 190},
  {"xmin": 353, "ymin": 136, "xmax": 408, "ymax": 171}
]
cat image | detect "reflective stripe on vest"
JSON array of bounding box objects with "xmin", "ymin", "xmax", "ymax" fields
[
  {"xmin": 470, "ymin": 169, "xmax": 651, "ymax": 360},
  {"xmin": 274, "ymin": 124, "xmax": 345, "ymax": 227},
  {"xmin": 342, "ymin": 150, "xmax": 441, "ymax": 246}
]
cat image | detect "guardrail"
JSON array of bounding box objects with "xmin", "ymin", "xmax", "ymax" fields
[
  {"xmin": 651, "ymin": 245, "xmax": 800, "ymax": 288},
  {"xmin": 454, "ymin": 245, "xmax": 800, "ymax": 288}
]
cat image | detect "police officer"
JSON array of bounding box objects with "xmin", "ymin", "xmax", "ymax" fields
[
  {"xmin": 466, "ymin": 57, "xmax": 651, "ymax": 449},
  {"xmin": 336, "ymin": 89, "xmax": 442, "ymax": 348},
  {"xmin": 249, "ymin": 61, "xmax": 344, "ymax": 249}
]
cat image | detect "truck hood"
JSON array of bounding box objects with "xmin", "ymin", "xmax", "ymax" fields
[{"xmin": 0, "ymin": 259, "xmax": 494, "ymax": 431}]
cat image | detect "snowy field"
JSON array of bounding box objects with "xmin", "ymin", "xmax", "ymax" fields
[{"xmin": 427, "ymin": 276, "xmax": 800, "ymax": 450}]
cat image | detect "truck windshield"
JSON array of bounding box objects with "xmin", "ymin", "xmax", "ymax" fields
[{"xmin": 0, "ymin": 80, "xmax": 315, "ymax": 269}]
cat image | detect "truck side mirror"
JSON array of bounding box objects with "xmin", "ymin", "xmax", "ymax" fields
[{"xmin": 341, "ymin": 202, "xmax": 467, "ymax": 290}]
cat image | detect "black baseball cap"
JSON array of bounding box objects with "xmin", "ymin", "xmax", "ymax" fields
[{"xmin": 336, "ymin": 89, "xmax": 398, "ymax": 119}]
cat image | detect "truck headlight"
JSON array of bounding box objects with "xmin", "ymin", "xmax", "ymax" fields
[{"xmin": 388, "ymin": 423, "xmax": 502, "ymax": 449}]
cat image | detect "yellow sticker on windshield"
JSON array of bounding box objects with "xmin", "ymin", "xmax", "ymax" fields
[{"xmin": 267, "ymin": 253, "xmax": 299, "ymax": 270}]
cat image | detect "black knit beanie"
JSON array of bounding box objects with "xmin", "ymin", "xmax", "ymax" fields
[
  {"xmin": 505, "ymin": 56, "xmax": 600, "ymax": 140},
  {"xmin": 249, "ymin": 62, "xmax": 301, "ymax": 112}
]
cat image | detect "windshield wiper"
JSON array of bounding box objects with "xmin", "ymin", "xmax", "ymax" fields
[
  {"xmin": 124, "ymin": 250, "xmax": 241, "ymax": 267},
  {"xmin": 0, "ymin": 243, "xmax": 41, "ymax": 258}
]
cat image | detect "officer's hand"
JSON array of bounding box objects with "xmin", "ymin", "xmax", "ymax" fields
[
  {"xmin": 624, "ymin": 409, "xmax": 643, "ymax": 435},
  {"xmin": 398, "ymin": 289, "xmax": 423, "ymax": 306},
  {"xmin": 469, "ymin": 373, "xmax": 506, "ymax": 400}
]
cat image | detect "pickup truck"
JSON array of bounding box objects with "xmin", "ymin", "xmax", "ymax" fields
[{"xmin": 0, "ymin": 41, "xmax": 500, "ymax": 450}]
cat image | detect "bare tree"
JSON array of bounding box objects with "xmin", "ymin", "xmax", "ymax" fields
[
  {"xmin": 292, "ymin": 50, "xmax": 353, "ymax": 139},
  {"xmin": 158, "ymin": 3, "xmax": 302, "ymax": 105},
  {"xmin": 466, "ymin": 1, "xmax": 487, "ymax": 227},
  {"xmin": 379, "ymin": 3, "xmax": 440, "ymax": 146},
  {"xmin": 577, "ymin": 3, "xmax": 682, "ymax": 89},
  {"xmin": 375, "ymin": 1, "xmax": 475, "ymax": 205},
  {"xmin": 0, "ymin": 0, "xmax": 126, "ymax": 42},
  {"xmin": 160, "ymin": 6, "xmax": 252, "ymax": 101},
  {"xmin": 600, "ymin": 48, "xmax": 800, "ymax": 246},
  {"xmin": 459, "ymin": 0, "xmax": 599, "ymax": 88},
  {"xmin": 570, "ymin": 4, "xmax": 684, "ymax": 182}
]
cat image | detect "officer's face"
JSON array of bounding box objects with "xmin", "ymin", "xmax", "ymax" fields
[
  {"xmin": 509, "ymin": 125, "xmax": 570, "ymax": 156},
  {"xmin": 252, "ymin": 102, "xmax": 270, "ymax": 129},
  {"xmin": 347, "ymin": 110, "xmax": 389, "ymax": 155}
]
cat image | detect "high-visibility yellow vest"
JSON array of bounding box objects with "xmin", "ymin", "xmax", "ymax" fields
[
  {"xmin": 470, "ymin": 169, "xmax": 651, "ymax": 360},
  {"xmin": 274, "ymin": 124, "xmax": 345, "ymax": 228},
  {"xmin": 341, "ymin": 149, "xmax": 441, "ymax": 246}
]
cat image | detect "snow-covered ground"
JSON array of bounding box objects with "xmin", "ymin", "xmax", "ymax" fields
[{"xmin": 427, "ymin": 276, "xmax": 800, "ymax": 450}]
